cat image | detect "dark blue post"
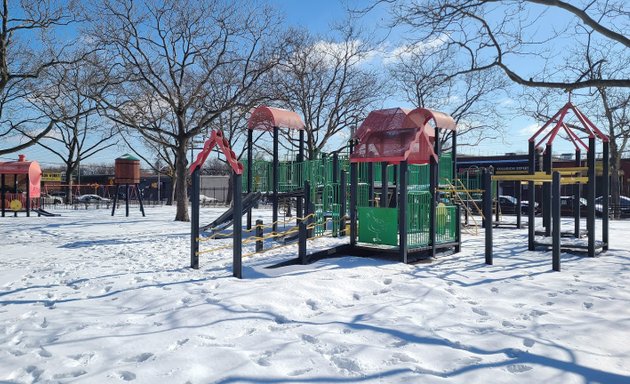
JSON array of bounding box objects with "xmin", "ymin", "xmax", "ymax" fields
[
  {"xmin": 602, "ymin": 141, "xmax": 609, "ymax": 251},
  {"xmin": 398, "ymin": 161, "xmax": 408, "ymax": 263},
  {"xmin": 380, "ymin": 162, "xmax": 388, "ymax": 207},
  {"xmin": 483, "ymin": 169, "xmax": 493, "ymax": 265},
  {"xmin": 255, "ymin": 219, "xmax": 264, "ymax": 253},
  {"xmin": 515, "ymin": 181, "xmax": 522, "ymax": 228},
  {"xmin": 25, "ymin": 172, "xmax": 30, "ymax": 217},
  {"xmin": 125, "ymin": 183, "xmax": 130, "ymax": 217},
  {"xmin": 191, "ymin": 167, "xmax": 200, "ymax": 269},
  {"xmin": 111, "ymin": 185, "xmax": 119, "ymax": 216},
  {"xmin": 1, "ymin": 174, "xmax": 5, "ymax": 217},
  {"xmin": 340, "ymin": 170, "xmax": 347, "ymax": 236},
  {"xmin": 350, "ymin": 162, "xmax": 358, "ymax": 246},
  {"xmin": 247, "ymin": 129, "xmax": 253, "ymax": 230},
  {"xmin": 233, "ymin": 171, "xmax": 243, "ymax": 278},
  {"xmin": 552, "ymin": 171, "xmax": 561, "ymax": 271},
  {"xmin": 528, "ymin": 141, "xmax": 536, "ymax": 251},
  {"xmin": 299, "ymin": 181, "xmax": 310, "ymax": 264},
  {"xmin": 367, "ymin": 163, "xmax": 374, "ymax": 206},
  {"xmin": 429, "ymin": 156, "xmax": 437, "ymax": 258},
  {"xmin": 296, "ymin": 130, "xmax": 305, "ymax": 227},
  {"xmin": 272, "ymin": 126, "xmax": 279, "ymax": 234},
  {"xmin": 543, "ymin": 144, "xmax": 552, "ymax": 236},
  {"xmin": 587, "ymin": 137, "xmax": 596, "ymax": 257},
  {"xmin": 137, "ymin": 185, "xmax": 146, "ymax": 217},
  {"xmin": 574, "ymin": 150, "xmax": 581, "ymax": 238}
]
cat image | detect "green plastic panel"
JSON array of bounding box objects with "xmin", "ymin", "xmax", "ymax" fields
[{"xmin": 358, "ymin": 207, "xmax": 398, "ymax": 245}]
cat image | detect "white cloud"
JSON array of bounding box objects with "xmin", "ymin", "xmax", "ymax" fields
[
  {"xmin": 309, "ymin": 39, "xmax": 377, "ymax": 68},
  {"xmin": 382, "ymin": 34, "xmax": 449, "ymax": 65},
  {"xmin": 519, "ymin": 123, "xmax": 541, "ymax": 136}
]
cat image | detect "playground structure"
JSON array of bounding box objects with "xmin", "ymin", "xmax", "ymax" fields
[
  {"xmin": 0, "ymin": 155, "xmax": 53, "ymax": 217},
  {"xmin": 189, "ymin": 106, "xmax": 462, "ymax": 278},
  {"xmin": 111, "ymin": 154, "xmax": 146, "ymax": 217},
  {"xmin": 483, "ymin": 101, "xmax": 610, "ymax": 271}
]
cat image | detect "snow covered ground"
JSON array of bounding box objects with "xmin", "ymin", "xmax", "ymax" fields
[{"xmin": 1, "ymin": 206, "xmax": 629, "ymax": 383}]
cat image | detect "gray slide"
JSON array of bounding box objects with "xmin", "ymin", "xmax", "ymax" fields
[{"xmin": 201, "ymin": 192, "xmax": 261, "ymax": 232}]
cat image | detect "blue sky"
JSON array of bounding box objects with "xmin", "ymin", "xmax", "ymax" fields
[{"xmin": 6, "ymin": 0, "xmax": 601, "ymax": 168}]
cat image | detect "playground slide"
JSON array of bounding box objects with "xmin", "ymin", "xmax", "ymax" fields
[
  {"xmin": 201, "ymin": 192, "xmax": 261, "ymax": 232},
  {"xmin": 32, "ymin": 208, "xmax": 61, "ymax": 217}
]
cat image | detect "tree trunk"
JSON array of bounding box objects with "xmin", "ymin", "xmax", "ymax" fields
[
  {"xmin": 174, "ymin": 142, "xmax": 190, "ymax": 221},
  {"xmin": 65, "ymin": 163, "xmax": 75, "ymax": 204},
  {"xmin": 226, "ymin": 172, "xmax": 233, "ymax": 206},
  {"xmin": 610, "ymin": 145, "xmax": 621, "ymax": 219},
  {"xmin": 168, "ymin": 173, "xmax": 176, "ymax": 206}
]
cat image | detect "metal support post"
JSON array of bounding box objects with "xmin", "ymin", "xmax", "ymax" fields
[
  {"xmin": 299, "ymin": 182, "xmax": 309, "ymax": 264},
  {"xmin": 340, "ymin": 171, "xmax": 347, "ymax": 236},
  {"xmin": 483, "ymin": 169, "xmax": 493, "ymax": 265},
  {"xmin": 429, "ymin": 156, "xmax": 437, "ymax": 258},
  {"xmin": 125, "ymin": 183, "xmax": 130, "ymax": 217},
  {"xmin": 25, "ymin": 172, "xmax": 30, "ymax": 217},
  {"xmin": 515, "ymin": 181, "xmax": 522, "ymax": 229},
  {"xmin": 272, "ymin": 126, "xmax": 279, "ymax": 234},
  {"xmin": 367, "ymin": 163, "xmax": 374, "ymax": 206},
  {"xmin": 137, "ymin": 185, "xmax": 146, "ymax": 217},
  {"xmin": 1, "ymin": 174, "xmax": 5, "ymax": 217},
  {"xmin": 233, "ymin": 171, "xmax": 243, "ymax": 279},
  {"xmin": 398, "ymin": 161, "xmax": 408, "ymax": 263},
  {"xmin": 380, "ymin": 162, "xmax": 388, "ymax": 207},
  {"xmin": 190, "ymin": 167, "xmax": 200, "ymax": 269},
  {"xmin": 247, "ymin": 129, "xmax": 253, "ymax": 230},
  {"xmin": 574, "ymin": 150, "xmax": 581, "ymax": 238},
  {"xmin": 528, "ymin": 141, "xmax": 536, "ymax": 250},
  {"xmin": 255, "ymin": 219, "xmax": 264, "ymax": 253},
  {"xmin": 543, "ymin": 144, "xmax": 552, "ymax": 236},
  {"xmin": 552, "ymin": 171, "xmax": 561, "ymax": 271},
  {"xmin": 350, "ymin": 162, "xmax": 358, "ymax": 246},
  {"xmin": 602, "ymin": 141, "xmax": 609, "ymax": 251},
  {"xmin": 587, "ymin": 137, "xmax": 596, "ymax": 257}
]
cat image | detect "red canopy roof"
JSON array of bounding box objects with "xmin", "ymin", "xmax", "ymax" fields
[
  {"xmin": 354, "ymin": 108, "xmax": 411, "ymax": 141},
  {"xmin": 248, "ymin": 106, "xmax": 305, "ymax": 131},
  {"xmin": 350, "ymin": 107, "xmax": 456, "ymax": 165}
]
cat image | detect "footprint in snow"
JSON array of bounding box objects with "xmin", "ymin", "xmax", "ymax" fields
[
  {"xmin": 472, "ymin": 307, "xmax": 488, "ymax": 316},
  {"xmin": 352, "ymin": 293, "xmax": 361, "ymax": 301},
  {"xmin": 305, "ymin": 299, "xmax": 318, "ymax": 311},
  {"xmin": 53, "ymin": 370, "xmax": 87, "ymax": 379},
  {"xmin": 301, "ymin": 334, "xmax": 318, "ymax": 344},
  {"xmin": 254, "ymin": 350, "xmax": 274, "ymax": 366},
  {"xmin": 506, "ymin": 364, "xmax": 533, "ymax": 374},
  {"xmin": 123, "ymin": 353, "xmax": 154, "ymax": 363},
  {"xmin": 168, "ymin": 338, "xmax": 189, "ymax": 351},
  {"xmin": 118, "ymin": 371, "xmax": 136, "ymax": 381},
  {"xmin": 24, "ymin": 365, "xmax": 44, "ymax": 381},
  {"xmin": 523, "ymin": 338, "xmax": 535, "ymax": 348},
  {"xmin": 583, "ymin": 302, "xmax": 593, "ymax": 309},
  {"xmin": 288, "ymin": 368, "xmax": 313, "ymax": 376},
  {"xmin": 501, "ymin": 320, "xmax": 526, "ymax": 329},
  {"xmin": 383, "ymin": 278, "xmax": 392, "ymax": 285},
  {"xmin": 491, "ymin": 287, "xmax": 499, "ymax": 293}
]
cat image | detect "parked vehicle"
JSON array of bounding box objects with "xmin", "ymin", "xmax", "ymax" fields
[
  {"xmin": 595, "ymin": 195, "xmax": 630, "ymax": 217},
  {"xmin": 76, "ymin": 194, "xmax": 111, "ymax": 204},
  {"xmin": 190, "ymin": 194, "xmax": 219, "ymax": 205},
  {"xmin": 497, "ymin": 195, "xmax": 537, "ymax": 214},
  {"xmin": 559, "ymin": 196, "xmax": 588, "ymax": 216},
  {"xmin": 41, "ymin": 194, "xmax": 63, "ymax": 205}
]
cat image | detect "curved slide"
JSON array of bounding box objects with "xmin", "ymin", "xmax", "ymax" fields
[{"xmin": 201, "ymin": 192, "xmax": 261, "ymax": 232}]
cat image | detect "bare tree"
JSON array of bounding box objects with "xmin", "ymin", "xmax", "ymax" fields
[
  {"xmin": 271, "ymin": 25, "xmax": 384, "ymax": 158},
  {"xmin": 0, "ymin": 0, "xmax": 80, "ymax": 155},
  {"xmin": 521, "ymin": 27, "xmax": 629, "ymax": 217},
  {"xmin": 26, "ymin": 59, "xmax": 117, "ymax": 203},
  {"xmin": 375, "ymin": 0, "xmax": 629, "ymax": 90},
  {"xmin": 88, "ymin": 0, "xmax": 282, "ymax": 221},
  {"xmin": 388, "ymin": 42, "xmax": 507, "ymax": 149}
]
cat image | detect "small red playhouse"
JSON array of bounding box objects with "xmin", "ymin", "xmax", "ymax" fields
[{"xmin": 0, "ymin": 155, "xmax": 42, "ymax": 217}]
